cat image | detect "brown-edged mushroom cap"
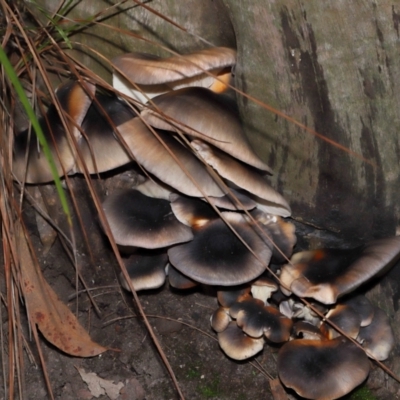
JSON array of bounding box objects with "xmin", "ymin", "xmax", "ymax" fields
[
  {"xmin": 217, "ymin": 286, "xmax": 251, "ymax": 308},
  {"xmin": 141, "ymin": 87, "xmax": 272, "ymax": 172},
  {"xmin": 341, "ymin": 295, "xmax": 375, "ymax": 327},
  {"xmin": 357, "ymin": 307, "xmax": 394, "ymax": 361},
  {"xmin": 170, "ymin": 193, "xmax": 219, "ymax": 228},
  {"xmin": 167, "ymin": 264, "xmax": 199, "ymax": 290},
  {"xmin": 192, "ymin": 140, "xmax": 290, "ymax": 216},
  {"xmin": 73, "ymin": 93, "xmax": 137, "ymax": 174},
  {"xmin": 113, "ymin": 47, "xmax": 235, "ymax": 84},
  {"xmin": 278, "ymin": 338, "xmax": 370, "ymax": 400},
  {"xmin": 230, "ymin": 297, "xmax": 292, "ymax": 341},
  {"xmin": 280, "ymin": 236, "xmax": 400, "ymax": 304},
  {"xmin": 251, "ymin": 273, "xmax": 278, "ymax": 304},
  {"xmin": 119, "ymin": 251, "xmax": 167, "ymax": 291},
  {"xmin": 116, "ymin": 118, "xmax": 225, "ymax": 197},
  {"xmin": 251, "ymin": 210, "xmax": 296, "ymax": 263},
  {"xmin": 168, "ymin": 212, "xmax": 272, "ymax": 286},
  {"xmin": 320, "ymin": 304, "xmax": 361, "ymax": 339},
  {"xmin": 210, "ymin": 307, "xmax": 231, "ymax": 333},
  {"xmin": 293, "ymin": 321, "xmax": 324, "ymax": 340},
  {"xmin": 13, "ymin": 81, "xmax": 95, "ymax": 183},
  {"xmin": 218, "ymin": 321, "xmax": 264, "ymax": 360},
  {"xmin": 102, "ymin": 189, "xmax": 193, "ymax": 249}
]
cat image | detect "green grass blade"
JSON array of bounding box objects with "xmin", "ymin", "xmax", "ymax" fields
[{"xmin": 0, "ymin": 46, "xmax": 72, "ymax": 226}]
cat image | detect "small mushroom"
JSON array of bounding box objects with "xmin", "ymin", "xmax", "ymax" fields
[
  {"xmin": 141, "ymin": 87, "xmax": 272, "ymax": 172},
  {"xmin": 119, "ymin": 250, "xmax": 167, "ymax": 291},
  {"xmin": 192, "ymin": 140, "xmax": 290, "ymax": 216},
  {"xmin": 112, "ymin": 47, "xmax": 236, "ymax": 104},
  {"xmin": 210, "ymin": 307, "xmax": 231, "ymax": 333},
  {"xmin": 292, "ymin": 321, "xmax": 324, "ymax": 340},
  {"xmin": 102, "ymin": 189, "xmax": 193, "ymax": 249},
  {"xmin": 250, "ymin": 274, "xmax": 278, "ymax": 304},
  {"xmin": 217, "ymin": 286, "xmax": 251, "ymax": 308},
  {"xmin": 280, "ymin": 236, "xmax": 400, "ymax": 304},
  {"xmin": 357, "ymin": 306, "xmax": 394, "ymax": 361},
  {"xmin": 278, "ymin": 338, "xmax": 370, "ymax": 400},
  {"xmin": 320, "ymin": 304, "xmax": 361, "ymax": 339},
  {"xmin": 341, "ymin": 294, "xmax": 375, "ymax": 327},
  {"xmin": 167, "ymin": 264, "xmax": 199, "ymax": 290},
  {"xmin": 218, "ymin": 321, "xmax": 264, "ymax": 360},
  {"xmin": 230, "ymin": 297, "xmax": 292, "ymax": 342},
  {"xmin": 168, "ymin": 212, "xmax": 272, "ymax": 286}
]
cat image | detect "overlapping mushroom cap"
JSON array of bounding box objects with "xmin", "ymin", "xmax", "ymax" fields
[
  {"xmin": 13, "ymin": 81, "xmax": 95, "ymax": 183},
  {"xmin": 112, "ymin": 47, "xmax": 236, "ymax": 104},
  {"xmin": 102, "ymin": 189, "xmax": 193, "ymax": 249},
  {"xmin": 280, "ymin": 236, "xmax": 400, "ymax": 304},
  {"xmin": 168, "ymin": 211, "xmax": 272, "ymax": 286},
  {"xmin": 141, "ymin": 87, "xmax": 272, "ymax": 172}
]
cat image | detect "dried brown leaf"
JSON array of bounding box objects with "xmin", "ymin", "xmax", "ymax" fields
[{"xmin": 17, "ymin": 223, "xmax": 107, "ymax": 357}]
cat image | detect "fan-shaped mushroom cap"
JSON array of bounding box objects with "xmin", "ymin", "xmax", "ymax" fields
[
  {"xmin": 230, "ymin": 297, "xmax": 292, "ymax": 342},
  {"xmin": 116, "ymin": 118, "xmax": 225, "ymax": 197},
  {"xmin": 168, "ymin": 212, "xmax": 272, "ymax": 286},
  {"xmin": 192, "ymin": 140, "xmax": 290, "ymax": 216},
  {"xmin": 210, "ymin": 307, "xmax": 231, "ymax": 333},
  {"xmin": 278, "ymin": 338, "xmax": 370, "ymax": 400},
  {"xmin": 167, "ymin": 264, "xmax": 199, "ymax": 290},
  {"xmin": 141, "ymin": 87, "xmax": 272, "ymax": 172},
  {"xmin": 102, "ymin": 189, "xmax": 193, "ymax": 249},
  {"xmin": 112, "ymin": 47, "xmax": 236, "ymax": 103},
  {"xmin": 342, "ymin": 295, "xmax": 375, "ymax": 327},
  {"xmin": 73, "ymin": 94, "xmax": 136, "ymax": 174},
  {"xmin": 218, "ymin": 321, "xmax": 264, "ymax": 360},
  {"xmin": 217, "ymin": 286, "xmax": 251, "ymax": 308},
  {"xmin": 136, "ymin": 178, "xmax": 175, "ymax": 200},
  {"xmin": 320, "ymin": 304, "xmax": 361, "ymax": 339},
  {"xmin": 170, "ymin": 194, "xmax": 219, "ymax": 228},
  {"xmin": 280, "ymin": 236, "xmax": 400, "ymax": 304},
  {"xmin": 357, "ymin": 307, "xmax": 394, "ymax": 361},
  {"xmin": 119, "ymin": 251, "xmax": 167, "ymax": 291},
  {"xmin": 13, "ymin": 81, "xmax": 95, "ymax": 183},
  {"xmin": 206, "ymin": 189, "xmax": 256, "ymax": 211},
  {"xmin": 250, "ymin": 274, "xmax": 278, "ymax": 304}
]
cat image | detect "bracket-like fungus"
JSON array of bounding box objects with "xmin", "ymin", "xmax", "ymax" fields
[
  {"xmin": 168, "ymin": 212, "xmax": 272, "ymax": 286},
  {"xmin": 102, "ymin": 189, "xmax": 193, "ymax": 249},
  {"xmin": 280, "ymin": 236, "xmax": 400, "ymax": 304}
]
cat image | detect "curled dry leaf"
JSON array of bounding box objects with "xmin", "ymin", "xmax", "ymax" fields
[{"xmin": 17, "ymin": 223, "xmax": 107, "ymax": 357}]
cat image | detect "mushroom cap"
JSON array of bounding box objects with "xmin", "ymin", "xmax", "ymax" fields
[
  {"xmin": 206, "ymin": 189, "xmax": 256, "ymax": 211},
  {"xmin": 192, "ymin": 140, "xmax": 290, "ymax": 216},
  {"xmin": 170, "ymin": 193, "xmax": 219, "ymax": 228},
  {"xmin": 218, "ymin": 321, "xmax": 264, "ymax": 360},
  {"xmin": 217, "ymin": 286, "xmax": 251, "ymax": 308},
  {"xmin": 168, "ymin": 212, "xmax": 272, "ymax": 286},
  {"xmin": 73, "ymin": 93, "xmax": 136, "ymax": 174},
  {"xmin": 341, "ymin": 294, "xmax": 374, "ymax": 327},
  {"xmin": 119, "ymin": 251, "xmax": 167, "ymax": 291},
  {"xmin": 210, "ymin": 307, "xmax": 231, "ymax": 333},
  {"xmin": 140, "ymin": 87, "xmax": 272, "ymax": 172},
  {"xmin": 167, "ymin": 264, "xmax": 199, "ymax": 290},
  {"xmin": 112, "ymin": 47, "xmax": 236, "ymax": 85},
  {"xmin": 102, "ymin": 189, "xmax": 193, "ymax": 249},
  {"xmin": 116, "ymin": 118, "xmax": 225, "ymax": 197},
  {"xmin": 280, "ymin": 236, "xmax": 400, "ymax": 304},
  {"xmin": 136, "ymin": 178, "xmax": 175, "ymax": 200},
  {"xmin": 320, "ymin": 304, "xmax": 361, "ymax": 339},
  {"xmin": 13, "ymin": 81, "xmax": 94, "ymax": 183},
  {"xmin": 250, "ymin": 273, "xmax": 278, "ymax": 304},
  {"xmin": 357, "ymin": 307, "xmax": 394, "ymax": 361},
  {"xmin": 292, "ymin": 321, "xmax": 324, "ymax": 340},
  {"xmin": 230, "ymin": 297, "xmax": 292, "ymax": 342},
  {"xmin": 278, "ymin": 338, "xmax": 370, "ymax": 400}
]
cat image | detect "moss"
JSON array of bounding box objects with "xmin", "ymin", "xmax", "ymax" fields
[
  {"xmin": 197, "ymin": 376, "xmax": 221, "ymax": 398},
  {"xmin": 344, "ymin": 386, "xmax": 378, "ymax": 400}
]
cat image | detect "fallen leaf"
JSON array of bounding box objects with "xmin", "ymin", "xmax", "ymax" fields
[
  {"xmin": 76, "ymin": 367, "xmax": 124, "ymax": 399},
  {"xmin": 17, "ymin": 223, "xmax": 107, "ymax": 357}
]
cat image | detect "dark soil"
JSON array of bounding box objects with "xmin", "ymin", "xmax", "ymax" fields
[{"xmin": 2, "ymin": 170, "xmax": 399, "ymax": 400}]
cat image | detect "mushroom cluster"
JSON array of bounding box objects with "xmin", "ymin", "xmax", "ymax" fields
[{"xmin": 12, "ymin": 47, "xmax": 400, "ymax": 400}]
